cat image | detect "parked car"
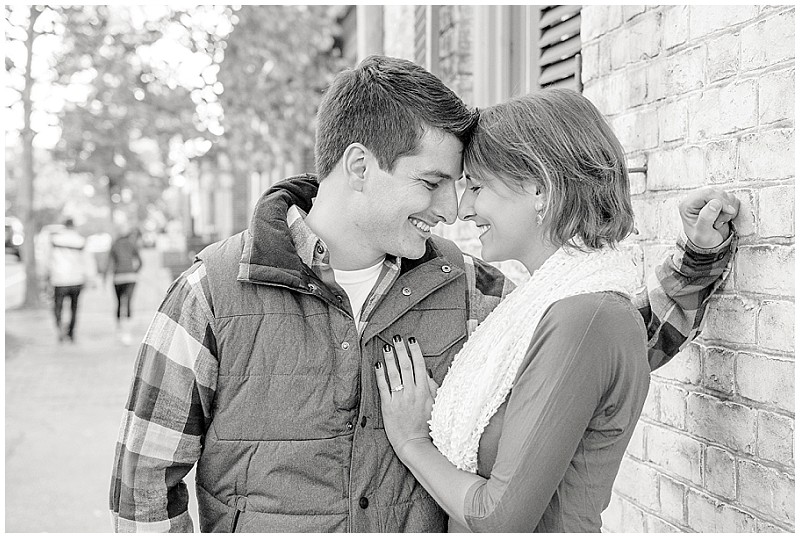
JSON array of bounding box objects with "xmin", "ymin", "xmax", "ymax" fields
[{"xmin": 5, "ymin": 216, "xmax": 24, "ymax": 259}]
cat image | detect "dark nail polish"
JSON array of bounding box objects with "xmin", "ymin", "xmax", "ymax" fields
[
  {"xmin": 408, "ymin": 337, "xmax": 416, "ymax": 345},
  {"xmin": 393, "ymin": 334, "xmax": 401, "ymax": 342},
  {"xmin": 375, "ymin": 361, "xmax": 381, "ymax": 369},
  {"xmin": 427, "ymin": 368, "xmax": 433, "ymax": 378},
  {"xmin": 383, "ymin": 343, "xmax": 392, "ymax": 352}
]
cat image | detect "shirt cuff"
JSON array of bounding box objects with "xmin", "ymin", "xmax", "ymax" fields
[{"xmin": 679, "ymin": 222, "xmax": 736, "ymax": 255}]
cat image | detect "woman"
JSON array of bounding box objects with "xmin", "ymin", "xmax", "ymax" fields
[
  {"xmin": 107, "ymin": 223, "xmax": 142, "ymax": 345},
  {"xmin": 376, "ymin": 89, "xmax": 654, "ymax": 532}
]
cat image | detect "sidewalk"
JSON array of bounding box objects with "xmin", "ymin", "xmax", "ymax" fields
[{"xmin": 5, "ymin": 249, "xmax": 199, "ymax": 532}]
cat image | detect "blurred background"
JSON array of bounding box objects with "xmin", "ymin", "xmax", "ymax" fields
[
  {"xmin": 4, "ymin": 4, "xmax": 794, "ymax": 533},
  {"xmin": 5, "ymin": 5, "xmax": 350, "ymax": 307}
]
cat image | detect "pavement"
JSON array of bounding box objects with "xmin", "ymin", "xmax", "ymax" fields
[{"xmin": 5, "ymin": 248, "xmax": 200, "ymax": 532}]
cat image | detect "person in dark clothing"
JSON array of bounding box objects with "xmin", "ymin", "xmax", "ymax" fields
[{"xmin": 107, "ymin": 223, "xmax": 142, "ymax": 345}]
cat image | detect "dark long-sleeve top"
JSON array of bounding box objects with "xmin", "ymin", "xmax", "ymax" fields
[
  {"xmin": 108, "ymin": 235, "xmax": 142, "ymax": 284},
  {"xmin": 450, "ymin": 291, "xmax": 650, "ymax": 533}
]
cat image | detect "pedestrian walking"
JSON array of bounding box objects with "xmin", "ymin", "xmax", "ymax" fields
[
  {"xmin": 41, "ymin": 217, "xmax": 97, "ymax": 343},
  {"xmin": 106, "ymin": 223, "xmax": 143, "ymax": 345}
]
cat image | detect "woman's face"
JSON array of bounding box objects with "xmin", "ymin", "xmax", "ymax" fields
[{"xmin": 457, "ymin": 172, "xmax": 543, "ymax": 268}]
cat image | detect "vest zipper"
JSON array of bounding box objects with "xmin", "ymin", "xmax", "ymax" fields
[{"xmin": 230, "ymin": 508, "xmax": 242, "ymax": 532}]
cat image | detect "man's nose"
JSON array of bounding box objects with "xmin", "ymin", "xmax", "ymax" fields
[{"xmin": 432, "ymin": 183, "xmax": 459, "ymax": 225}]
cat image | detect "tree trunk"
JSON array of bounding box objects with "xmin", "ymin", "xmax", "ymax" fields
[{"xmin": 19, "ymin": 6, "xmax": 42, "ymax": 309}]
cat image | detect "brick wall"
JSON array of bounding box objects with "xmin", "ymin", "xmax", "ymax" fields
[{"xmin": 582, "ymin": 5, "xmax": 795, "ymax": 532}]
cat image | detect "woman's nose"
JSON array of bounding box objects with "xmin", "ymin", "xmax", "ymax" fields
[{"xmin": 457, "ymin": 190, "xmax": 476, "ymax": 222}]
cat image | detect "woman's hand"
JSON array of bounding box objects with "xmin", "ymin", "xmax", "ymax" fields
[{"xmin": 375, "ymin": 335, "xmax": 439, "ymax": 460}]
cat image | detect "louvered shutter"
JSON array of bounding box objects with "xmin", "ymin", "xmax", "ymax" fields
[
  {"xmin": 414, "ymin": 6, "xmax": 427, "ymax": 67},
  {"xmin": 536, "ymin": 5, "xmax": 582, "ymax": 91}
]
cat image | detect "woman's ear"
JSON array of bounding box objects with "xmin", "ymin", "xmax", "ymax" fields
[{"xmin": 342, "ymin": 143, "xmax": 368, "ymax": 192}]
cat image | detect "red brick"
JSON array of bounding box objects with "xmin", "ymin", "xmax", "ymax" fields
[
  {"xmin": 736, "ymin": 353, "xmax": 794, "ymax": 412},
  {"xmin": 645, "ymin": 424, "xmax": 703, "ymax": 484},
  {"xmin": 756, "ymin": 410, "xmax": 794, "ymax": 465},
  {"xmin": 737, "ymin": 459, "xmax": 794, "ymax": 522},
  {"xmin": 704, "ymin": 446, "xmax": 736, "ymax": 500},
  {"xmin": 686, "ymin": 393, "xmax": 757, "ymax": 454}
]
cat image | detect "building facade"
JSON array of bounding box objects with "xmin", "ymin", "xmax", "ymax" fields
[{"xmin": 356, "ymin": 4, "xmax": 795, "ymax": 533}]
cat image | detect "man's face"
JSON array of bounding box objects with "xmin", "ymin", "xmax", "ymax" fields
[{"xmin": 357, "ymin": 129, "xmax": 463, "ymax": 261}]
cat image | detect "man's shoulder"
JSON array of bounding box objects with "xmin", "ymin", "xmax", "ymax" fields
[{"xmin": 196, "ymin": 231, "xmax": 248, "ymax": 264}]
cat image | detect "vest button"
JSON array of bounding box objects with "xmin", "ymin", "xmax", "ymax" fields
[
  {"xmin": 401, "ymin": 287, "xmax": 412, "ymax": 296},
  {"xmin": 359, "ymin": 497, "xmax": 369, "ymax": 509},
  {"xmin": 307, "ymin": 283, "xmax": 317, "ymax": 292},
  {"xmin": 441, "ymin": 264, "xmax": 451, "ymax": 273},
  {"xmin": 316, "ymin": 244, "xmax": 325, "ymax": 255},
  {"xmin": 360, "ymin": 416, "xmax": 367, "ymax": 428},
  {"xmin": 346, "ymin": 421, "xmax": 353, "ymax": 430},
  {"xmin": 341, "ymin": 341, "xmax": 350, "ymax": 350}
]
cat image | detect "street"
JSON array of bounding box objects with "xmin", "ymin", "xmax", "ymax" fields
[{"xmin": 5, "ymin": 248, "xmax": 199, "ymax": 532}]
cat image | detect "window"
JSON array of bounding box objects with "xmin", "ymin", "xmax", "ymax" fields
[
  {"xmin": 414, "ymin": 5, "xmax": 440, "ymax": 76},
  {"xmin": 473, "ymin": 5, "xmax": 582, "ymax": 106}
]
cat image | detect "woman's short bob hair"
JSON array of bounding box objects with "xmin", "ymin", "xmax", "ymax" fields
[{"xmin": 464, "ymin": 88, "xmax": 635, "ymax": 250}]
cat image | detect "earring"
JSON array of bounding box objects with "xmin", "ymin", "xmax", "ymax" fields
[{"xmin": 536, "ymin": 213, "xmax": 543, "ymax": 226}]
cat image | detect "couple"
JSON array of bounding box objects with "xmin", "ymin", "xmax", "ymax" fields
[{"xmin": 110, "ymin": 56, "xmax": 738, "ymax": 532}]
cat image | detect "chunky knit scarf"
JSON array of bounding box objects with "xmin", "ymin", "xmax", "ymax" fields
[{"xmin": 429, "ymin": 243, "xmax": 639, "ymax": 473}]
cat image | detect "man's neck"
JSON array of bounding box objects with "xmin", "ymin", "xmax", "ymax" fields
[{"xmin": 304, "ymin": 189, "xmax": 385, "ymax": 271}]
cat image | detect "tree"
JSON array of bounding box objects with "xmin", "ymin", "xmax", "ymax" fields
[
  {"xmin": 5, "ymin": 5, "xmax": 45, "ymax": 307},
  {"xmin": 5, "ymin": 5, "xmax": 225, "ymax": 307},
  {"xmin": 214, "ymin": 6, "xmax": 346, "ymax": 209},
  {"xmin": 52, "ymin": 6, "xmax": 210, "ymax": 214}
]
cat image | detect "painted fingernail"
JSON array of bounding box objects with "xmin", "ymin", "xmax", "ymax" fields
[
  {"xmin": 408, "ymin": 336, "xmax": 416, "ymax": 345},
  {"xmin": 383, "ymin": 343, "xmax": 392, "ymax": 352},
  {"xmin": 427, "ymin": 368, "xmax": 433, "ymax": 378},
  {"xmin": 375, "ymin": 361, "xmax": 382, "ymax": 369},
  {"xmin": 393, "ymin": 335, "xmax": 401, "ymax": 342}
]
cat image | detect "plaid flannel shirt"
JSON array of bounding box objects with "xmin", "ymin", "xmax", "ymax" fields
[{"xmin": 109, "ymin": 209, "xmax": 735, "ymax": 532}]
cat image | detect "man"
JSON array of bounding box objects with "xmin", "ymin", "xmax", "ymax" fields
[
  {"xmin": 110, "ymin": 56, "xmax": 737, "ymax": 532},
  {"xmin": 41, "ymin": 218, "xmax": 97, "ymax": 343}
]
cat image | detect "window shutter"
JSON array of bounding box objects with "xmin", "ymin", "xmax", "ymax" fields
[
  {"xmin": 414, "ymin": 6, "xmax": 427, "ymax": 67},
  {"xmin": 536, "ymin": 5, "xmax": 582, "ymax": 91}
]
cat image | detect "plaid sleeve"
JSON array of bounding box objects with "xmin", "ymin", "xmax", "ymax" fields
[
  {"xmin": 110, "ymin": 262, "xmax": 218, "ymax": 532},
  {"xmin": 463, "ymin": 255, "xmax": 516, "ymax": 334},
  {"xmin": 635, "ymin": 228, "xmax": 738, "ymax": 372}
]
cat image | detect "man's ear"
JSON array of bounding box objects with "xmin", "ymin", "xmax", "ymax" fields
[{"xmin": 342, "ymin": 143, "xmax": 368, "ymax": 192}]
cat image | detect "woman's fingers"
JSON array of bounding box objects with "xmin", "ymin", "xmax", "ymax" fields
[
  {"xmin": 407, "ymin": 337, "xmax": 427, "ymax": 386},
  {"xmin": 426, "ymin": 374, "xmax": 440, "ymax": 400},
  {"xmin": 392, "ymin": 335, "xmax": 415, "ymax": 386},
  {"xmin": 375, "ymin": 360, "xmax": 390, "ymax": 402},
  {"xmin": 382, "ymin": 343, "xmax": 404, "ymax": 392}
]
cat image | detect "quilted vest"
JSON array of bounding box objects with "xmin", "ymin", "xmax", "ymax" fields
[{"xmin": 194, "ymin": 229, "xmax": 469, "ymax": 532}]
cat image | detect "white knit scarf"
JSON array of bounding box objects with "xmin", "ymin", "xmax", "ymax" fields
[{"xmin": 429, "ymin": 242, "xmax": 639, "ymax": 473}]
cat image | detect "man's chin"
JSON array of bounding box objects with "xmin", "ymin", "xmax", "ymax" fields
[{"xmin": 393, "ymin": 240, "xmax": 428, "ymax": 260}]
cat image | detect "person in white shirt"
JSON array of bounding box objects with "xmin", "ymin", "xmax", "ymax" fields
[{"xmin": 42, "ymin": 218, "xmax": 97, "ymax": 342}]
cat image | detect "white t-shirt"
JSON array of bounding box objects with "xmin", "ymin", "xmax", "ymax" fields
[{"xmin": 332, "ymin": 260, "xmax": 384, "ymax": 323}]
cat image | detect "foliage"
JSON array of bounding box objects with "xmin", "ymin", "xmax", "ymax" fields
[
  {"xmin": 216, "ymin": 5, "xmax": 346, "ymax": 174},
  {"xmin": 52, "ymin": 6, "xmax": 211, "ymax": 209}
]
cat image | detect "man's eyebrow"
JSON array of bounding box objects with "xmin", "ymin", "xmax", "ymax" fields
[{"xmin": 418, "ymin": 170, "xmax": 456, "ymax": 181}]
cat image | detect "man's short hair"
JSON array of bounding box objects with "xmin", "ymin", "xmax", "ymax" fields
[
  {"xmin": 314, "ymin": 55, "xmax": 477, "ymax": 180},
  {"xmin": 465, "ymin": 89, "xmax": 635, "ymax": 250}
]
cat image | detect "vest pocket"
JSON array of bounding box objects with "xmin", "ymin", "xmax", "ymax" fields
[{"xmin": 370, "ymin": 308, "xmax": 466, "ymax": 430}]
